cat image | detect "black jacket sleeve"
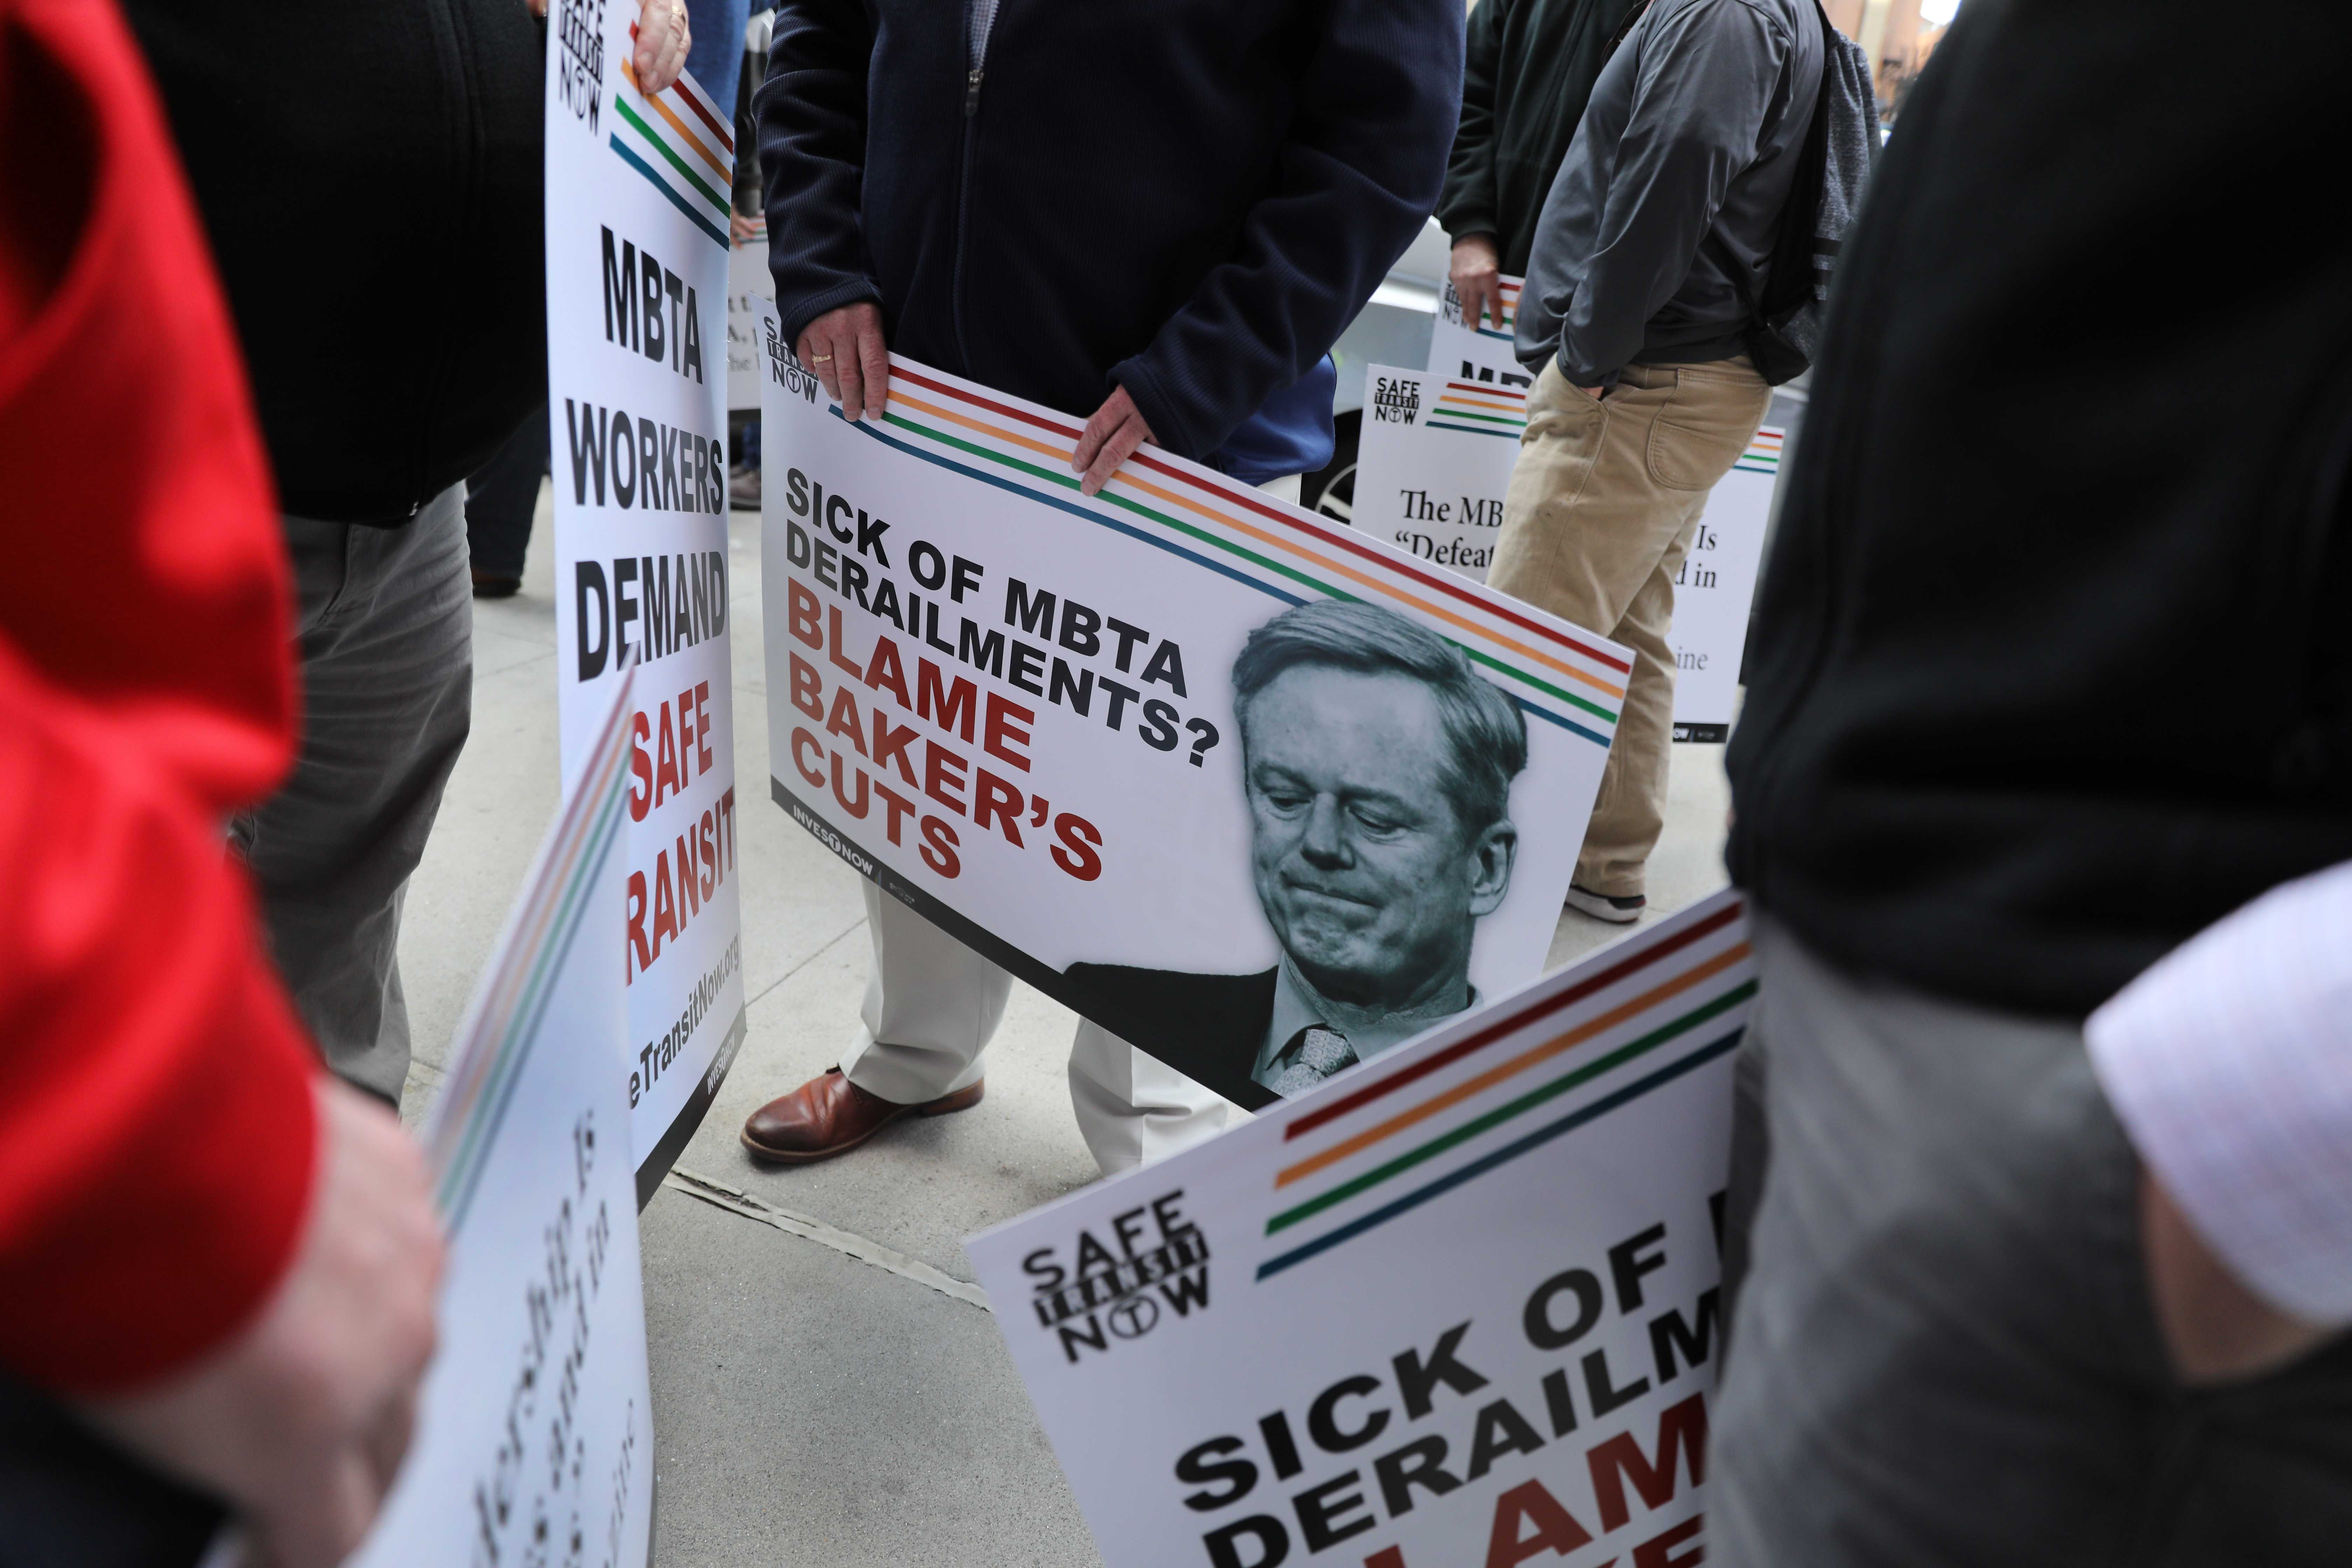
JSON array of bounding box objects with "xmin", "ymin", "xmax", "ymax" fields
[
  {"xmin": 1435, "ymin": 0, "xmax": 1506, "ymax": 242},
  {"xmin": 755, "ymin": 0, "xmax": 881, "ymax": 346},
  {"xmin": 1109, "ymin": 0, "xmax": 1464, "ymax": 460}
]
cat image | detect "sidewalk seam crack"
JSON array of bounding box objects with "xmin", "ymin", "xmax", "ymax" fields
[{"xmin": 663, "ymin": 1165, "xmax": 990, "ymax": 1312}]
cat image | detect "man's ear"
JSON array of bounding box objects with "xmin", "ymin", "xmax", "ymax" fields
[{"xmin": 1466, "ymin": 819, "xmax": 1517, "ymax": 917}]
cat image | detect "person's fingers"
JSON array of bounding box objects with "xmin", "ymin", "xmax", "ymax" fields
[
  {"xmin": 364, "ymin": 1385, "xmax": 422, "ymax": 1498},
  {"xmin": 658, "ymin": 7, "xmax": 691, "ymax": 88},
  {"xmin": 797, "ymin": 328, "xmax": 844, "ymax": 403},
  {"xmin": 635, "ymin": 0, "xmax": 692, "ymax": 95},
  {"xmin": 524, "ymin": 0, "xmax": 549, "ymax": 15},
  {"xmin": 857, "ymin": 316, "xmax": 891, "ymax": 421},
  {"xmin": 254, "ymin": 1448, "xmax": 378, "ymax": 1568},
  {"xmin": 1080, "ymin": 416, "xmax": 1148, "ymax": 497},
  {"xmin": 1069, "ymin": 418, "xmax": 1107, "ymax": 478},
  {"xmin": 835, "ymin": 333, "xmax": 867, "ymax": 421}
]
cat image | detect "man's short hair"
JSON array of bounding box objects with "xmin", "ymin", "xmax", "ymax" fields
[{"xmin": 1232, "ymin": 600, "xmax": 1530, "ymax": 838}]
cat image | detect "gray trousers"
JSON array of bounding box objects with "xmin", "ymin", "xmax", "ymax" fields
[
  {"xmin": 1714, "ymin": 915, "xmax": 2352, "ymax": 1567},
  {"xmin": 230, "ymin": 485, "xmax": 472, "ymax": 1107}
]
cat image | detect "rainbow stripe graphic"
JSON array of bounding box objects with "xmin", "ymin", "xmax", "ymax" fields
[
  {"xmin": 854, "ymin": 363, "xmax": 1629, "ymax": 745},
  {"xmin": 424, "ymin": 671, "xmax": 635, "ymax": 1229},
  {"xmin": 1428, "ymin": 379, "xmax": 1528, "ymax": 440},
  {"xmin": 1732, "ymin": 424, "xmax": 1785, "ymax": 476},
  {"xmin": 1252, "ymin": 891, "xmax": 1754, "ymax": 1281},
  {"xmin": 608, "ymin": 44, "xmax": 734, "ymax": 248}
]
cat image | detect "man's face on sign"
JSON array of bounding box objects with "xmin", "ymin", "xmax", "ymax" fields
[{"xmin": 1240, "ymin": 664, "xmax": 1516, "ymax": 1012}]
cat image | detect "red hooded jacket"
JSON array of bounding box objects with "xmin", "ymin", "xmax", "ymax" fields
[{"xmin": 0, "ymin": 0, "xmax": 319, "ymax": 1394}]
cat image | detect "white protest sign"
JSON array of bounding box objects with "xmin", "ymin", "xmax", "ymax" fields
[
  {"xmin": 727, "ymin": 215, "xmax": 771, "ymax": 414},
  {"xmin": 1409, "ymin": 268, "xmax": 1786, "ymax": 745},
  {"xmin": 351, "ymin": 677, "xmax": 653, "ymax": 1568},
  {"xmin": 546, "ymin": 0, "xmax": 746, "ymax": 1199},
  {"xmin": 965, "ymin": 889, "xmax": 1751, "ymax": 1568},
  {"xmin": 1665, "ymin": 429, "xmax": 1778, "ymax": 743},
  {"xmin": 1432, "ymin": 274, "xmax": 1530, "ymax": 391},
  {"xmin": 758, "ymin": 332, "xmax": 1631, "ymax": 1110},
  {"xmin": 1353, "ymin": 365, "xmax": 1524, "ymax": 579}
]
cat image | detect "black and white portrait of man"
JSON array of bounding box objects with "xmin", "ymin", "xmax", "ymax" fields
[{"xmin": 1064, "ymin": 599, "xmax": 1529, "ymax": 1101}]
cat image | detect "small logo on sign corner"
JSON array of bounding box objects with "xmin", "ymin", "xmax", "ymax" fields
[
  {"xmin": 1370, "ymin": 374, "xmax": 1421, "ymax": 427},
  {"xmin": 1021, "ymin": 1186, "xmax": 1211, "ymax": 1364},
  {"xmin": 553, "ymin": 0, "xmax": 608, "ymax": 135},
  {"xmin": 763, "ymin": 318, "xmax": 821, "ymax": 405}
]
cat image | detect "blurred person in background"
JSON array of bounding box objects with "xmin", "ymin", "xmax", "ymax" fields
[
  {"xmin": 1439, "ymin": 0, "xmax": 1651, "ymax": 338},
  {"xmin": 467, "ymin": 0, "xmax": 751, "ymax": 596},
  {"xmin": 1493, "ymin": 0, "xmax": 1824, "ymax": 927},
  {"xmin": 1716, "ymin": 2, "xmax": 2352, "ymax": 1561},
  {"xmin": 0, "ymin": 2, "xmax": 443, "ymax": 1561},
  {"xmin": 118, "ymin": 0, "xmax": 691, "ymax": 1109}
]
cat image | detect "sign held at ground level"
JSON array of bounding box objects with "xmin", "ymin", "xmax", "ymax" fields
[
  {"xmin": 757, "ymin": 324, "xmax": 1629, "ymax": 1110},
  {"xmin": 350, "ymin": 676, "xmax": 654, "ymax": 1568},
  {"xmin": 966, "ymin": 890, "xmax": 1752, "ymax": 1568}
]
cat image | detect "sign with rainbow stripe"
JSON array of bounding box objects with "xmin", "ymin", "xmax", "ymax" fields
[
  {"xmin": 353, "ymin": 675, "xmax": 653, "ymax": 1568},
  {"xmin": 546, "ymin": 1, "xmax": 746, "ymax": 1198},
  {"xmin": 758, "ymin": 332, "xmax": 1630, "ymax": 1110},
  {"xmin": 1666, "ymin": 429, "xmax": 1780, "ymax": 744},
  {"xmin": 1354, "ymin": 365, "xmax": 1525, "ymax": 579},
  {"xmin": 967, "ymin": 888, "xmax": 1750, "ymax": 1568}
]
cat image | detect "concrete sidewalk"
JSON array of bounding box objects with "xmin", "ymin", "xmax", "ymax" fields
[{"xmin": 398, "ymin": 485, "xmax": 1732, "ymax": 1567}]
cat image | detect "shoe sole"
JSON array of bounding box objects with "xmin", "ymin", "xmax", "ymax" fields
[
  {"xmin": 737, "ymin": 1080, "xmax": 985, "ymax": 1166},
  {"xmin": 1563, "ymin": 888, "xmax": 1645, "ymax": 924}
]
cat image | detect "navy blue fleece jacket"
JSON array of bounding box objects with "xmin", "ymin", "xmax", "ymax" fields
[{"xmin": 754, "ymin": 0, "xmax": 1461, "ymax": 482}]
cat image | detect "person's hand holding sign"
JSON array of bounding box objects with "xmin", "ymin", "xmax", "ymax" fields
[
  {"xmin": 799, "ymin": 303, "xmax": 892, "ymax": 425},
  {"xmin": 1449, "ymin": 231, "xmax": 1504, "ymax": 332},
  {"xmin": 1071, "ymin": 384, "xmax": 1157, "ymax": 497},
  {"xmin": 520, "ymin": 0, "xmax": 690, "ymax": 95}
]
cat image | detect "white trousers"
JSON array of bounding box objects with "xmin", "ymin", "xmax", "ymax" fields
[
  {"xmin": 840, "ymin": 882, "xmax": 1232, "ymax": 1174},
  {"xmin": 840, "ymin": 470, "xmax": 1301, "ymax": 1174}
]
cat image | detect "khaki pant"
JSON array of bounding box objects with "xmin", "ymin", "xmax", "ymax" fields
[{"xmin": 1491, "ymin": 357, "xmax": 1769, "ymax": 897}]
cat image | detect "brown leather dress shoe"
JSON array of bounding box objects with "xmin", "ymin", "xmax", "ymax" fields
[{"xmin": 739, "ymin": 1067, "xmax": 984, "ymax": 1164}]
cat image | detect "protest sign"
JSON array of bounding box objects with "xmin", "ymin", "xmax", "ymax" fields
[
  {"xmin": 966, "ymin": 889, "xmax": 1751, "ymax": 1568},
  {"xmin": 351, "ymin": 676, "xmax": 653, "ymax": 1568},
  {"xmin": 1665, "ymin": 429, "xmax": 1778, "ymax": 743},
  {"xmin": 546, "ymin": 0, "xmax": 746, "ymax": 1199},
  {"xmin": 1354, "ymin": 354, "xmax": 1783, "ymax": 743},
  {"xmin": 727, "ymin": 215, "xmax": 771, "ymax": 415},
  {"xmin": 756, "ymin": 329, "xmax": 1631, "ymax": 1110},
  {"xmin": 1432, "ymin": 275, "xmax": 1530, "ymax": 390},
  {"xmin": 1352, "ymin": 366, "xmax": 1525, "ymax": 578}
]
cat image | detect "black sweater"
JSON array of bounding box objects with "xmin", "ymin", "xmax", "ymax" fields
[
  {"xmin": 125, "ymin": 1, "xmax": 545, "ymax": 524},
  {"xmin": 1436, "ymin": 0, "xmax": 1647, "ymax": 275},
  {"xmin": 1726, "ymin": 0, "xmax": 2352, "ymax": 1017},
  {"xmin": 755, "ymin": 0, "xmax": 1461, "ymax": 474}
]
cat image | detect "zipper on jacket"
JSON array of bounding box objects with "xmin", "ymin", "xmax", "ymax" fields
[{"xmin": 951, "ymin": 9, "xmax": 997, "ymax": 368}]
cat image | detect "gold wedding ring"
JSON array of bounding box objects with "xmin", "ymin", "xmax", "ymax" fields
[{"xmin": 810, "ymin": 354, "xmax": 834, "ymax": 362}]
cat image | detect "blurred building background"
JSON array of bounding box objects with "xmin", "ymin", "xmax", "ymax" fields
[{"xmin": 1821, "ymin": 0, "xmax": 1959, "ymax": 120}]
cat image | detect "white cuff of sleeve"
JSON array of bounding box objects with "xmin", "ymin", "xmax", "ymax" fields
[{"xmin": 2085, "ymin": 860, "xmax": 2352, "ymax": 1328}]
